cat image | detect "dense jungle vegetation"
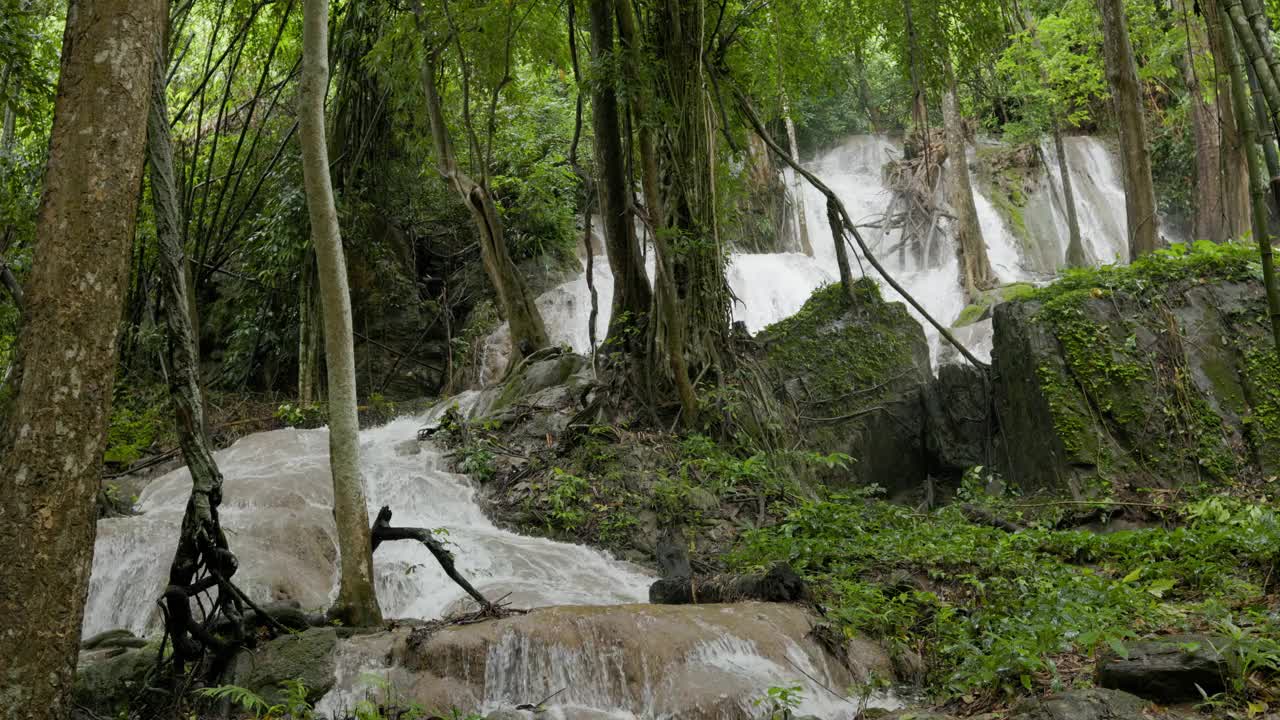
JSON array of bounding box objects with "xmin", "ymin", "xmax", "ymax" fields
[{"xmin": 8, "ymin": 0, "xmax": 1280, "ymax": 718}]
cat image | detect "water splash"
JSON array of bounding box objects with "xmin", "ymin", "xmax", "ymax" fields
[
  {"xmin": 84, "ymin": 414, "xmax": 653, "ymax": 639},
  {"xmin": 484, "ymin": 133, "xmax": 1134, "ymax": 371}
]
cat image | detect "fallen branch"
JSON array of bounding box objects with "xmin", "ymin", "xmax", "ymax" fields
[{"xmin": 371, "ymin": 505, "xmax": 495, "ymax": 611}]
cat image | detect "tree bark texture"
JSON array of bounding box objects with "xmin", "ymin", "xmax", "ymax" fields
[
  {"xmin": 941, "ymin": 64, "xmax": 996, "ymax": 300},
  {"xmin": 650, "ymin": 0, "xmax": 731, "ymax": 369},
  {"xmin": 1203, "ymin": 0, "xmax": 1254, "ymax": 240},
  {"xmin": 1097, "ymin": 0, "xmax": 1161, "ymax": 257},
  {"xmin": 0, "ymin": 2, "xmax": 164, "ymax": 717},
  {"xmin": 300, "ymin": 0, "xmax": 382, "ymax": 627},
  {"xmin": 587, "ymin": 0, "xmax": 652, "ymax": 352},
  {"xmin": 617, "ymin": 0, "xmax": 699, "ymax": 422},
  {"xmin": 1178, "ymin": 0, "xmax": 1228, "ymax": 242},
  {"xmin": 148, "ymin": 12, "xmax": 244, "ymax": 662},
  {"xmin": 298, "ymin": 249, "xmax": 321, "ymax": 405}
]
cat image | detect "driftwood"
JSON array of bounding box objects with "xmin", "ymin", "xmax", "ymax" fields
[
  {"xmin": 649, "ymin": 563, "xmax": 808, "ymax": 605},
  {"xmin": 960, "ymin": 503, "xmax": 1026, "ymax": 532},
  {"xmin": 371, "ymin": 505, "xmax": 495, "ymax": 611}
]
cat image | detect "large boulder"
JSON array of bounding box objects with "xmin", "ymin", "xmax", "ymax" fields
[
  {"xmin": 316, "ymin": 602, "xmax": 898, "ymax": 720},
  {"xmin": 756, "ymin": 280, "xmax": 933, "ymax": 496},
  {"xmin": 992, "ymin": 263, "xmax": 1280, "ymax": 495},
  {"xmin": 1096, "ymin": 634, "xmax": 1230, "ymax": 702}
]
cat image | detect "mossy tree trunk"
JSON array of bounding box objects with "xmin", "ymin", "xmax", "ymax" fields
[
  {"xmin": 300, "ymin": 0, "xmax": 382, "ymax": 627},
  {"xmin": 0, "ymin": 1, "xmax": 164, "ymax": 716},
  {"xmin": 588, "ymin": 0, "xmax": 652, "ymax": 354},
  {"xmin": 147, "ymin": 6, "xmax": 243, "ymax": 662},
  {"xmin": 649, "ymin": 0, "xmax": 731, "ymax": 373},
  {"xmin": 1097, "ymin": 0, "xmax": 1161, "ymax": 257},
  {"xmin": 1177, "ymin": 0, "xmax": 1229, "ymax": 242},
  {"xmin": 617, "ymin": 0, "xmax": 698, "ymax": 422}
]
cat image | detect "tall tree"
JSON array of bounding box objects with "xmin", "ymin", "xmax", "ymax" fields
[
  {"xmin": 1096, "ymin": 0, "xmax": 1161, "ymax": 257},
  {"xmin": 617, "ymin": 0, "xmax": 698, "ymax": 422},
  {"xmin": 1222, "ymin": 7, "xmax": 1280, "ymax": 349},
  {"xmin": 147, "ymin": 3, "xmax": 248, "ymax": 662},
  {"xmin": 300, "ymin": 0, "xmax": 381, "ymax": 627},
  {"xmin": 410, "ymin": 0, "xmax": 549, "ymax": 368},
  {"xmin": 941, "ymin": 56, "xmax": 996, "ymax": 299},
  {"xmin": 0, "ymin": 1, "xmax": 164, "ymax": 715},
  {"xmin": 587, "ymin": 0, "xmax": 652, "ymax": 352}
]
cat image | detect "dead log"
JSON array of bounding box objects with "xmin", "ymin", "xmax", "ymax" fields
[
  {"xmin": 649, "ymin": 563, "xmax": 808, "ymax": 605},
  {"xmin": 371, "ymin": 505, "xmax": 495, "ymax": 611}
]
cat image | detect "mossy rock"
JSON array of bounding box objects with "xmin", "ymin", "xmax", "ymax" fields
[
  {"xmin": 73, "ymin": 647, "xmax": 154, "ymax": 715},
  {"xmin": 953, "ymin": 282, "xmax": 1036, "ymax": 328},
  {"xmin": 231, "ymin": 627, "xmax": 341, "ymax": 705},
  {"xmin": 993, "ymin": 243, "xmax": 1280, "ymax": 494},
  {"xmin": 757, "ymin": 280, "xmax": 932, "ymax": 495}
]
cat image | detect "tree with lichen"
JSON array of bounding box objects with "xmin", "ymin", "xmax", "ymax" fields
[{"xmin": 0, "ymin": 1, "xmax": 164, "ymax": 716}]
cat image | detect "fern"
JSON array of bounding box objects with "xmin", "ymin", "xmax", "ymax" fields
[{"xmin": 198, "ymin": 684, "xmax": 275, "ymax": 715}]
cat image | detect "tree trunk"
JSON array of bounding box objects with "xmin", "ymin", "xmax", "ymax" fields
[
  {"xmin": 650, "ymin": 0, "xmax": 731, "ymax": 370},
  {"xmin": 617, "ymin": 0, "xmax": 698, "ymax": 422},
  {"xmin": 409, "ymin": 0, "xmax": 548, "ymax": 368},
  {"xmin": 1097, "ymin": 0, "xmax": 1161, "ymax": 257},
  {"xmin": 1054, "ymin": 125, "xmax": 1089, "ymax": 267},
  {"xmin": 1177, "ymin": 0, "xmax": 1228, "ymax": 242},
  {"xmin": 1223, "ymin": 9, "xmax": 1280, "ymax": 349},
  {"xmin": 0, "ymin": 2, "xmax": 163, "ymax": 716},
  {"xmin": 298, "ymin": 249, "xmax": 321, "ymax": 405},
  {"xmin": 783, "ymin": 104, "xmax": 813, "ymax": 256},
  {"xmin": 941, "ymin": 60, "xmax": 996, "ymax": 301},
  {"xmin": 1248, "ymin": 66, "xmax": 1280, "ymax": 217},
  {"xmin": 1202, "ymin": 0, "xmax": 1252, "ymax": 240},
  {"xmin": 148, "ymin": 10, "xmax": 244, "ymax": 663},
  {"xmin": 299, "ymin": 0, "xmax": 381, "ymax": 627},
  {"xmin": 588, "ymin": 0, "xmax": 652, "ymax": 352}
]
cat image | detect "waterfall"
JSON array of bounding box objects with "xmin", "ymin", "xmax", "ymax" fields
[
  {"xmin": 84, "ymin": 409, "xmax": 654, "ymax": 640},
  {"xmin": 486, "ymin": 133, "xmax": 1133, "ymax": 370}
]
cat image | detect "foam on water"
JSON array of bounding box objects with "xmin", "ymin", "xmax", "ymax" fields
[
  {"xmin": 485, "ymin": 133, "xmax": 1134, "ymax": 369},
  {"xmin": 83, "ymin": 414, "xmax": 654, "ymax": 639}
]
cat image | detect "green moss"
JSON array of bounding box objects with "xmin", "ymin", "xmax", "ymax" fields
[{"xmin": 759, "ymin": 279, "xmax": 922, "ymax": 400}]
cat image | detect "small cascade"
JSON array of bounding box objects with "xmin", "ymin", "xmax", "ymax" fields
[
  {"xmin": 84, "ymin": 412, "xmax": 653, "ymax": 640},
  {"xmin": 314, "ymin": 604, "xmax": 905, "ymax": 719}
]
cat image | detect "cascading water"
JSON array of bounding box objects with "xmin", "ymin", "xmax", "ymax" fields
[
  {"xmin": 483, "ymin": 133, "xmax": 1133, "ymax": 370},
  {"xmin": 84, "ymin": 408, "xmax": 654, "ymax": 640}
]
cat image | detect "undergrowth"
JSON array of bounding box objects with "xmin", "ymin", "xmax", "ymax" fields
[{"xmin": 731, "ymin": 487, "xmax": 1280, "ymax": 707}]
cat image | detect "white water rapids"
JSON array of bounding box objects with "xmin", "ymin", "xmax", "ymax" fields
[
  {"xmin": 485, "ymin": 134, "xmax": 1134, "ymax": 369},
  {"xmin": 85, "ymin": 133, "xmax": 1141, "ymax": 718}
]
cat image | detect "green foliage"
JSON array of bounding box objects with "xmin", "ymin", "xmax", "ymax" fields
[
  {"xmin": 274, "ymin": 402, "xmax": 327, "ymax": 429},
  {"xmin": 103, "ymin": 401, "xmax": 165, "ymax": 466},
  {"xmin": 199, "ymin": 679, "xmax": 312, "ymax": 720},
  {"xmin": 732, "ymin": 491, "xmax": 1280, "ymax": 702},
  {"xmin": 752, "ymin": 684, "xmax": 805, "ymax": 720}
]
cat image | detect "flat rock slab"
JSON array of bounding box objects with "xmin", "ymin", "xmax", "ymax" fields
[
  {"xmin": 1097, "ymin": 634, "xmax": 1229, "ymax": 702},
  {"xmin": 1011, "ymin": 688, "xmax": 1149, "ymax": 720}
]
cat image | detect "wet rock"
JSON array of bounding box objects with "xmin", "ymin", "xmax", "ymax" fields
[
  {"xmin": 73, "ymin": 647, "xmax": 153, "ymax": 715},
  {"xmin": 232, "ymin": 627, "xmax": 340, "ymax": 705},
  {"xmin": 992, "ymin": 277, "xmax": 1280, "ymax": 495},
  {"xmin": 319, "ymin": 602, "xmax": 896, "ymax": 719},
  {"xmin": 1009, "ymin": 687, "xmax": 1149, "ymax": 720},
  {"xmin": 1096, "ymin": 634, "xmax": 1229, "ymax": 702},
  {"xmin": 755, "ymin": 281, "xmax": 932, "ymax": 496},
  {"xmin": 81, "ymin": 628, "xmax": 147, "ymax": 650},
  {"xmin": 924, "ymin": 363, "xmax": 991, "ymax": 473}
]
